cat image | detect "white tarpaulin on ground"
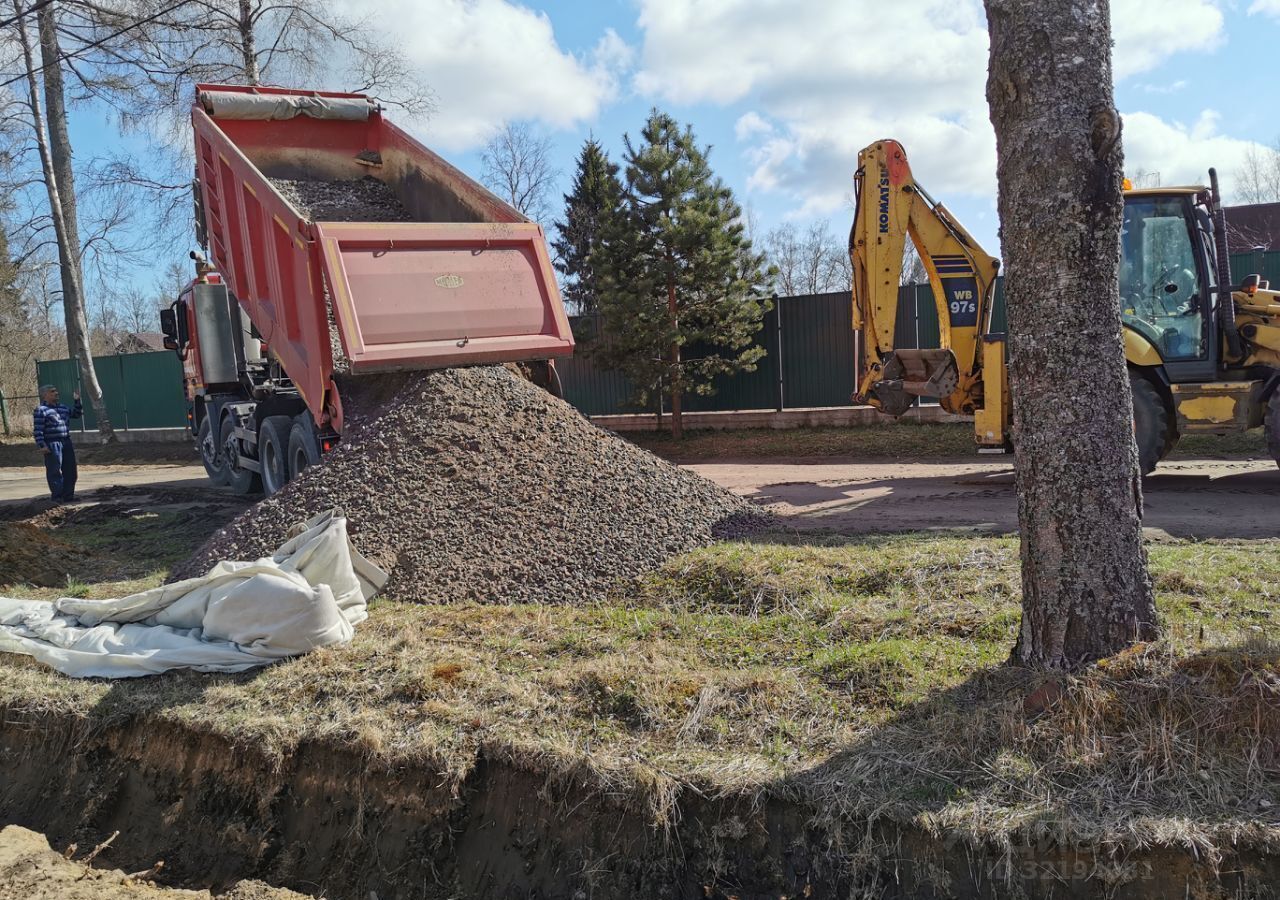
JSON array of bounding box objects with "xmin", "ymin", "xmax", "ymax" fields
[{"xmin": 0, "ymin": 511, "xmax": 387, "ymax": 679}]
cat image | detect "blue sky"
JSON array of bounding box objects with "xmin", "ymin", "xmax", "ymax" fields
[{"xmin": 65, "ymin": 0, "xmax": 1280, "ymax": 295}]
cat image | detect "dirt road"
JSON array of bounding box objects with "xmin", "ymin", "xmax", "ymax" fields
[
  {"xmin": 2, "ymin": 457, "xmax": 1276, "ymax": 540},
  {"xmin": 0, "ymin": 465, "xmax": 214, "ymax": 506},
  {"xmin": 689, "ymin": 456, "xmax": 1280, "ymax": 540}
]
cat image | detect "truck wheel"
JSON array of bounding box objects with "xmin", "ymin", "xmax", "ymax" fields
[
  {"xmin": 288, "ymin": 419, "xmax": 322, "ymax": 481},
  {"xmin": 258, "ymin": 416, "xmax": 292, "ymax": 496},
  {"xmin": 197, "ymin": 415, "xmax": 229, "ymax": 486},
  {"xmin": 1266, "ymin": 390, "xmax": 1280, "ymax": 471},
  {"xmin": 220, "ymin": 415, "xmax": 261, "ymax": 495},
  {"xmin": 1131, "ymin": 373, "xmax": 1172, "ymax": 477}
]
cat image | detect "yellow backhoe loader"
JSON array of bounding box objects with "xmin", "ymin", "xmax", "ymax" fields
[{"xmin": 850, "ymin": 139, "xmax": 1280, "ymax": 473}]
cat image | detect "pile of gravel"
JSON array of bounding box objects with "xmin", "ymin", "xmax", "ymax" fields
[
  {"xmin": 271, "ymin": 176, "xmax": 414, "ymax": 222},
  {"xmin": 173, "ymin": 367, "xmax": 768, "ymax": 603}
]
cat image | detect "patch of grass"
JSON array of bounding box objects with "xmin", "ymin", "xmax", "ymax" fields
[{"xmin": 1, "ymin": 509, "xmax": 1279, "ymax": 859}]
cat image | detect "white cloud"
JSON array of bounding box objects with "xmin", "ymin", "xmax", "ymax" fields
[
  {"xmin": 734, "ymin": 112, "xmax": 773, "ymax": 141},
  {"xmin": 1248, "ymin": 0, "xmax": 1280, "ymax": 18},
  {"xmin": 1111, "ymin": 0, "xmax": 1224, "ymax": 78},
  {"xmin": 1122, "ymin": 110, "xmax": 1266, "ymax": 202},
  {"xmin": 345, "ymin": 0, "xmax": 632, "ymax": 151},
  {"xmin": 633, "ymin": 0, "xmax": 1229, "ymax": 218},
  {"xmin": 1137, "ymin": 80, "xmax": 1188, "ymax": 94}
]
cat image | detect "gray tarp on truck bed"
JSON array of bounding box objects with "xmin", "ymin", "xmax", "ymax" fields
[{"xmin": 200, "ymin": 90, "xmax": 373, "ymax": 121}]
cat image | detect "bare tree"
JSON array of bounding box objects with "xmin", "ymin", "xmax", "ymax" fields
[
  {"xmin": 481, "ymin": 122, "xmax": 559, "ymax": 223},
  {"xmin": 1235, "ymin": 138, "xmax": 1280, "ymax": 205},
  {"xmin": 764, "ymin": 220, "xmax": 849, "ymax": 295},
  {"xmin": 9, "ymin": 0, "xmax": 117, "ymax": 440},
  {"xmin": 985, "ymin": 0, "xmax": 1156, "ymax": 669},
  {"xmin": 900, "ymin": 241, "xmax": 927, "ymax": 286}
]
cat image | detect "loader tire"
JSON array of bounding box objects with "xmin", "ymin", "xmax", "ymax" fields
[
  {"xmin": 220, "ymin": 414, "xmax": 261, "ymax": 496},
  {"xmin": 1266, "ymin": 390, "xmax": 1280, "ymax": 472},
  {"xmin": 197, "ymin": 415, "xmax": 229, "ymax": 486},
  {"xmin": 258, "ymin": 415, "xmax": 292, "ymax": 497},
  {"xmin": 1130, "ymin": 373, "xmax": 1171, "ymax": 477}
]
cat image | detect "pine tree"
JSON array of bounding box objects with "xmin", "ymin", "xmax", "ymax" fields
[
  {"xmin": 593, "ymin": 110, "xmax": 773, "ymax": 438},
  {"xmin": 552, "ymin": 139, "xmax": 621, "ymax": 314}
]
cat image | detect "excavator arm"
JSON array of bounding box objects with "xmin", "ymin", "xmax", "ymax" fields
[{"xmin": 850, "ymin": 140, "xmax": 1001, "ymax": 421}]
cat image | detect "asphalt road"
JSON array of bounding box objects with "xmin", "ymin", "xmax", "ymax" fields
[{"xmin": 2, "ymin": 457, "xmax": 1277, "ymax": 540}]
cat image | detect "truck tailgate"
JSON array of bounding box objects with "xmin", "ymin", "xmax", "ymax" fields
[{"xmin": 315, "ymin": 221, "xmax": 573, "ymax": 372}]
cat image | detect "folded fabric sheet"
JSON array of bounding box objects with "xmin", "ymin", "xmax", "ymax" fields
[{"xmin": 0, "ymin": 510, "xmax": 387, "ymax": 678}]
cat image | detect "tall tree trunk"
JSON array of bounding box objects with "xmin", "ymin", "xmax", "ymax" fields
[
  {"xmin": 666, "ymin": 264, "xmax": 683, "ymax": 439},
  {"xmin": 984, "ymin": 0, "xmax": 1156, "ymax": 668},
  {"xmin": 26, "ymin": 2, "xmax": 114, "ymax": 440},
  {"xmin": 238, "ymin": 0, "xmax": 259, "ymax": 84}
]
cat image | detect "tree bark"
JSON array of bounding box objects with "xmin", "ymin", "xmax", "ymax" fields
[
  {"xmin": 30, "ymin": 1, "xmax": 115, "ymax": 441},
  {"xmin": 984, "ymin": 0, "xmax": 1156, "ymax": 668},
  {"xmin": 238, "ymin": 0, "xmax": 260, "ymax": 84},
  {"xmin": 667, "ymin": 263, "xmax": 683, "ymax": 439}
]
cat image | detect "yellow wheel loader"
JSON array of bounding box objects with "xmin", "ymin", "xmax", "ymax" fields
[{"xmin": 850, "ymin": 139, "xmax": 1280, "ymax": 474}]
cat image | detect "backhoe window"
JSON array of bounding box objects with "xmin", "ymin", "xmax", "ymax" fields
[{"xmin": 1120, "ymin": 197, "xmax": 1204, "ymax": 360}]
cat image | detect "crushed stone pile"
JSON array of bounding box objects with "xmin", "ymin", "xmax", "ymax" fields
[
  {"xmin": 173, "ymin": 366, "xmax": 769, "ymax": 603},
  {"xmin": 270, "ymin": 175, "xmax": 414, "ymax": 222}
]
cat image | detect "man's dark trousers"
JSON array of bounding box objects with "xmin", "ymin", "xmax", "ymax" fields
[{"xmin": 44, "ymin": 437, "xmax": 77, "ymax": 501}]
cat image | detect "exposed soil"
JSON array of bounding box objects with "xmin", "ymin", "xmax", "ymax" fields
[
  {"xmin": 173, "ymin": 367, "xmax": 768, "ymax": 601},
  {"xmin": 1, "ymin": 707, "xmax": 1275, "ymax": 900},
  {"xmin": 0, "ymin": 522, "xmax": 93, "ymax": 587},
  {"xmin": 270, "ymin": 176, "xmax": 414, "ymax": 223},
  {"xmin": 0, "ymin": 825, "xmax": 304, "ymax": 899},
  {"xmin": 0, "ymin": 440, "xmax": 197, "ymax": 469}
]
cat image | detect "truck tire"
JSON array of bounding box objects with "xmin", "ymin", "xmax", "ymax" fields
[
  {"xmin": 258, "ymin": 415, "xmax": 292, "ymax": 496},
  {"xmin": 1131, "ymin": 373, "xmax": 1172, "ymax": 477},
  {"xmin": 220, "ymin": 414, "xmax": 261, "ymax": 496},
  {"xmin": 197, "ymin": 415, "xmax": 229, "ymax": 486},
  {"xmin": 1266, "ymin": 390, "xmax": 1280, "ymax": 472},
  {"xmin": 288, "ymin": 419, "xmax": 321, "ymax": 481}
]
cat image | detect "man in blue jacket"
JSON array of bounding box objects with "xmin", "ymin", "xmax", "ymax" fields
[{"xmin": 34, "ymin": 385, "xmax": 82, "ymax": 503}]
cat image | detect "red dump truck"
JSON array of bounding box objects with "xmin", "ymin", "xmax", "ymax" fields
[{"xmin": 160, "ymin": 84, "xmax": 574, "ymax": 495}]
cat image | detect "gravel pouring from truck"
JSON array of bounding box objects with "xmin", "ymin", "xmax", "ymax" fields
[{"xmin": 159, "ymin": 84, "xmax": 574, "ymax": 495}]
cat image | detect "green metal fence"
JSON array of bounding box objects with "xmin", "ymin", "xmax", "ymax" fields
[
  {"xmin": 30, "ymin": 250, "xmax": 1279, "ymax": 424},
  {"xmin": 560, "ymin": 249, "xmax": 1280, "ymax": 417},
  {"xmin": 34, "ymin": 352, "xmax": 188, "ymax": 432}
]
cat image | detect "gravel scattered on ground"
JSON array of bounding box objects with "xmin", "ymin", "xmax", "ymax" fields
[
  {"xmin": 0, "ymin": 825, "xmax": 307, "ymax": 899},
  {"xmin": 270, "ymin": 175, "xmax": 413, "ymax": 222},
  {"xmin": 173, "ymin": 366, "xmax": 770, "ymax": 603}
]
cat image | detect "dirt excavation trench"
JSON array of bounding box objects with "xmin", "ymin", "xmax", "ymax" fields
[{"xmin": 0, "ymin": 707, "xmax": 1274, "ymax": 900}]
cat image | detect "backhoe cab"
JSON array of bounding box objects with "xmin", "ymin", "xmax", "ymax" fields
[{"xmin": 850, "ymin": 139, "xmax": 1280, "ymax": 474}]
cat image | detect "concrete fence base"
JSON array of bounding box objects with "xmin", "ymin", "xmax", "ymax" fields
[{"xmin": 590, "ymin": 405, "xmax": 971, "ymax": 432}]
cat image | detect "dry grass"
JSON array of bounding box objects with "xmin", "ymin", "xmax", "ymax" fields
[{"xmin": 1, "ymin": 517, "xmax": 1278, "ymax": 860}]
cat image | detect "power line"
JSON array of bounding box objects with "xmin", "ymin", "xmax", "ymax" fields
[
  {"xmin": 0, "ymin": 0, "xmax": 194, "ymax": 91},
  {"xmin": 0, "ymin": 0, "xmax": 59, "ymax": 32}
]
